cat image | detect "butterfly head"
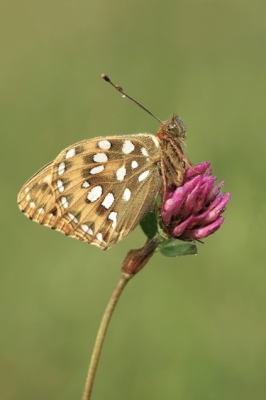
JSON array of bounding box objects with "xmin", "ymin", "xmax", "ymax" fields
[
  {"xmin": 163, "ymin": 115, "xmax": 186, "ymax": 138},
  {"xmin": 158, "ymin": 115, "xmax": 186, "ymax": 141}
]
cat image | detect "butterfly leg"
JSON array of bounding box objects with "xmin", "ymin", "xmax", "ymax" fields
[
  {"xmin": 161, "ymin": 155, "xmax": 185, "ymax": 188},
  {"xmin": 160, "ymin": 157, "xmax": 172, "ymax": 204},
  {"xmin": 167, "ymin": 137, "xmax": 193, "ymax": 169}
]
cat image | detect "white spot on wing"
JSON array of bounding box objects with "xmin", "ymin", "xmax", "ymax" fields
[
  {"xmin": 90, "ymin": 165, "xmax": 104, "ymax": 175},
  {"xmin": 122, "ymin": 140, "xmax": 135, "ymax": 154},
  {"xmin": 38, "ymin": 207, "xmax": 44, "ymax": 214},
  {"xmin": 26, "ymin": 194, "xmax": 30, "ymax": 201},
  {"xmin": 93, "ymin": 153, "xmax": 108, "ymax": 163},
  {"xmin": 151, "ymin": 136, "xmax": 159, "ymax": 147},
  {"xmin": 61, "ymin": 197, "xmax": 69, "ymax": 209},
  {"xmin": 131, "ymin": 160, "xmax": 138, "ymax": 169},
  {"xmin": 98, "ymin": 140, "xmax": 111, "ymax": 150},
  {"xmin": 116, "ymin": 165, "xmax": 126, "ymax": 181},
  {"xmin": 108, "ymin": 211, "xmax": 117, "ymax": 229},
  {"xmin": 123, "ymin": 188, "xmax": 131, "ymax": 202},
  {"xmin": 101, "ymin": 193, "xmax": 115, "ymax": 209},
  {"xmin": 30, "ymin": 202, "xmax": 35, "ymax": 208},
  {"xmin": 138, "ymin": 170, "xmax": 150, "ymax": 182},
  {"xmin": 68, "ymin": 213, "xmax": 78, "ymax": 223},
  {"xmin": 87, "ymin": 186, "xmax": 102, "ymax": 202},
  {"xmin": 82, "ymin": 181, "xmax": 90, "ymax": 188},
  {"xmin": 65, "ymin": 148, "xmax": 76, "ymax": 159},
  {"xmin": 57, "ymin": 179, "xmax": 64, "ymax": 193},
  {"xmin": 25, "ymin": 187, "xmax": 29, "ymax": 193},
  {"xmin": 58, "ymin": 162, "xmax": 65, "ymax": 176},
  {"xmin": 141, "ymin": 147, "xmax": 149, "ymax": 157},
  {"xmin": 97, "ymin": 233, "xmax": 105, "ymax": 243},
  {"xmin": 81, "ymin": 224, "xmax": 93, "ymax": 235}
]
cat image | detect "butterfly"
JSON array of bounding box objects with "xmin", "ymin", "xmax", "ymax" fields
[{"xmin": 17, "ymin": 75, "xmax": 189, "ymax": 250}]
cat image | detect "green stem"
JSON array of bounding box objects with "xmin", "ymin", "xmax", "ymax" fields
[{"xmin": 82, "ymin": 273, "xmax": 132, "ymax": 400}]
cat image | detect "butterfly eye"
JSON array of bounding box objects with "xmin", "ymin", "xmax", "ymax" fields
[
  {"xmin": 173, "ymin": 115, "xmax": 186, "ymax": 133},
  {"xmin": 168, "ymin": 123, "xmax": 176, "ymax": 130}
]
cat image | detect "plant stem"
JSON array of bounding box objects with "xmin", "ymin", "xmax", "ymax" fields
[
  {"xmin": 82, "ymin": 273, "xmax": 132, "ymax": 400},
  {"xmin": 82, "ymin": 238, "xmax": 158, "ymax": 400}
]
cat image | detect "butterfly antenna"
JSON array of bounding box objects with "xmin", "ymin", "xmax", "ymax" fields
[{"xmin": 101, "ymin": 74, "xmax": 162, "ymax": 123}]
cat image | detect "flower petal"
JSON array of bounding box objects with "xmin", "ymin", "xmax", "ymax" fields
[
  {"xmin": 184, "ymin": 162, "xmax": 210, "ymax": 180},
  {"xmin": 206, "ymin": 181, "xmax": 224, "ymax": 204},
  {"xmin": 192, "ymin": 181, "xmax": 210, "ymax": 214},
  {"xmin": 182, "ymin": 177, "xmax": 203, "ymax": 218},
  {"xmin": 162, "ymin": 184, "xmax": 192, "ymax": 223},
  {"xmin": 199, "ymin": 193, "xmax": 230, "ymax": 225},
  {"xmin": 172, "ymin": 215, "xmax": 195, "ymax": 237},
  {"xmin": 187, "ymin": 217, "xmax": 225, "ymax": 239}
]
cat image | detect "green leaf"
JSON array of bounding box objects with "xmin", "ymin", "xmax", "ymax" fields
[
  {"xmin": 159, "ymin": 239, "xmax": 197, "ymax": 257},
  {"xmin": 140, "ymin": 211, "xmax": 158, "ymax": 239},
  {"xmin": 155, "ymin": 193, "xmax": 162, "ymax": 208}
]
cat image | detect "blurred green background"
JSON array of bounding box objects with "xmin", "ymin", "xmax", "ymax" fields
[{"xmin": 1, "ymin": 1, "xmax": 266, "ymax": 399}]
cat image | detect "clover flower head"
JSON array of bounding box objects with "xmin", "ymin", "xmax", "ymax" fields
[{"xmin": 161, "ymin": 162, "xmax": 230, "ymax": 241}]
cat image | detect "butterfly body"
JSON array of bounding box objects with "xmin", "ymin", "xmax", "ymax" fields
[{"xmin": 18, "ymin": 115, "xmax": 188, "ymax": 249}]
